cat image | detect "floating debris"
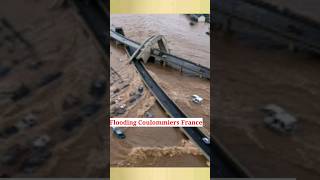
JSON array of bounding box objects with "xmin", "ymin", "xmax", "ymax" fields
[{"xmin": 261, "ymin": 104, "xmax": 298, "ymax": 133}]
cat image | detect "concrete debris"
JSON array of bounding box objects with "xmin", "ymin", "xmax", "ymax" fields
[{"xmin": 261, "ymin": 104, "xmax": 298, "ymax": 133}]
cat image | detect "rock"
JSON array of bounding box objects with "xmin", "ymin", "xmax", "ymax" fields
[
  {"xmin": 11, "ymin": 84, "xmax": 30, "ymax": 101},
  {"xmin": 189, "ymin": 22, "xmax": 195, "ymax": 26}
]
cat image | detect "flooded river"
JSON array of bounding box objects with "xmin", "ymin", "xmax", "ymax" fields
[{"xmin": 110, "ymin": 14, "xmax": 210, "ymax": 167}]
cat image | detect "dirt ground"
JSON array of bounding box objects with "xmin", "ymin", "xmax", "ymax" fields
[{"xmin": 0, "ymin": 0, "xmax": 107, "ymax": 177}]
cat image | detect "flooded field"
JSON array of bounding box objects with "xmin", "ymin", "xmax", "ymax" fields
[{"xmin": 110, "ymin": 14, "xmax": 210, "ymax": 167}]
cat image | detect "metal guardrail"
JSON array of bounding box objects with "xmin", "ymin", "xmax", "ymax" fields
[{"xmin": 213, "ymin": 0, "xmax": 320, "ymax": 54}]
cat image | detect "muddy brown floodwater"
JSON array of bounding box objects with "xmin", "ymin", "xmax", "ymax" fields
[
  {"xmin": 110, "ymin": 14, "xmax": 210, "ymax": 167},
  {"xmin": 0, "ymin": 0, "xmax": 106, "ymax": 177}
]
